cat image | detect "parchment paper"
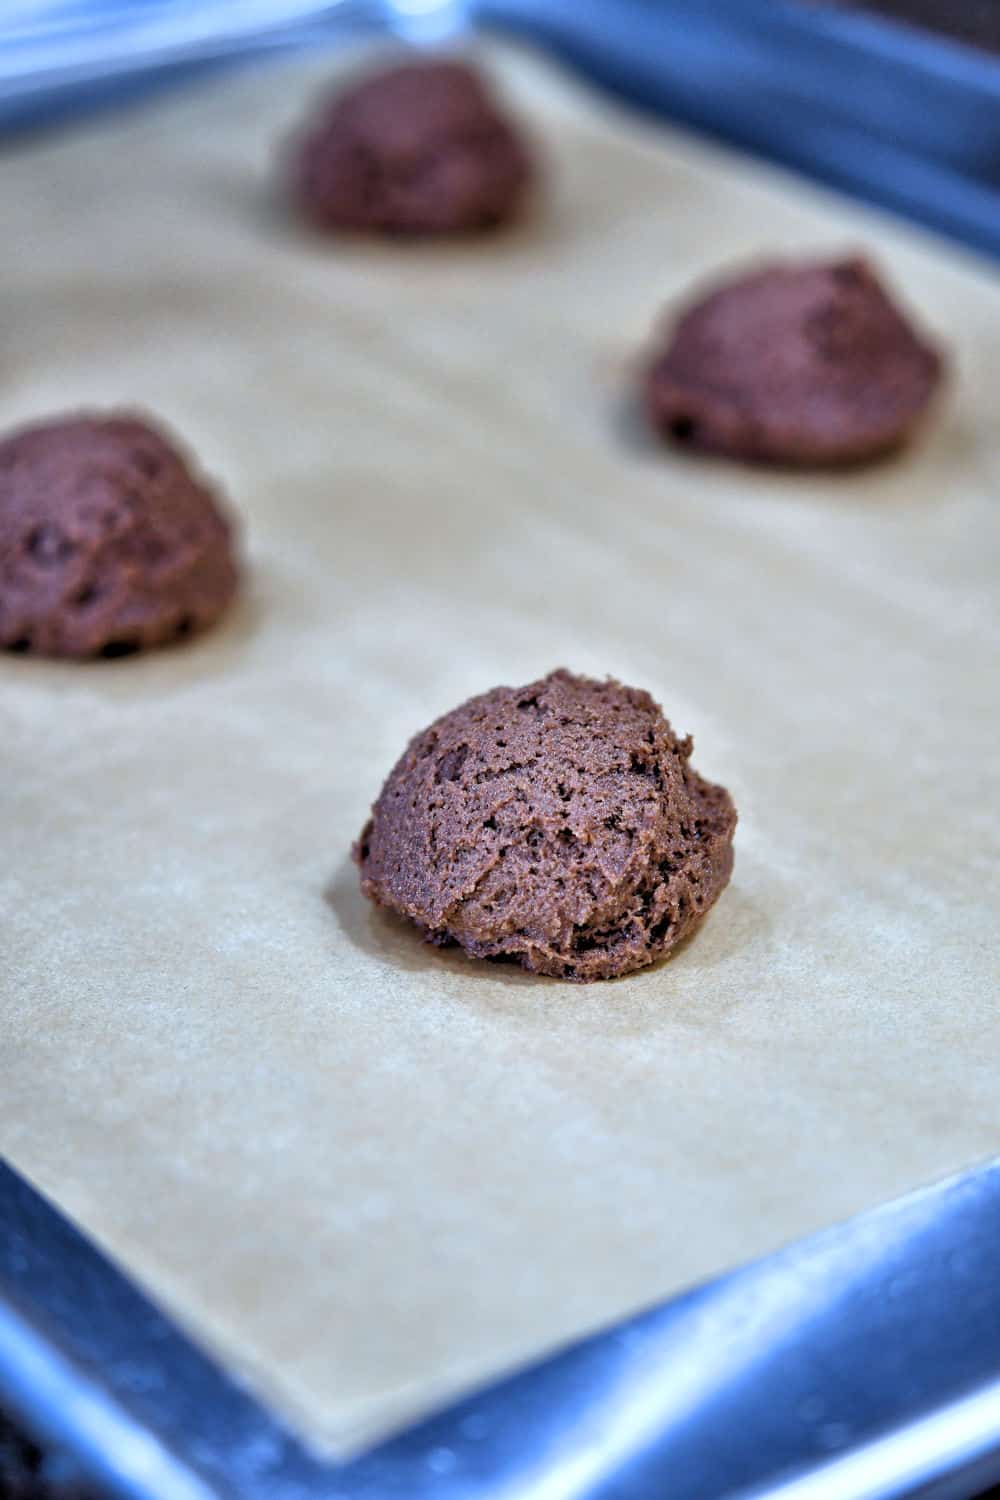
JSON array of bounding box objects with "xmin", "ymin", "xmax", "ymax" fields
[{"xmin": 2, "ymin": 41, "xmax": 999, "ymax": 1457}]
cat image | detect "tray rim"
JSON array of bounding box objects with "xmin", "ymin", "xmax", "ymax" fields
[
  {"xmin": 3, "ymin": 5, "xmax": 1000, "ymax": 1495},
  {"xmin": 4, "ymin": 1154, "xmax": 1000, "ymax": 1500}
]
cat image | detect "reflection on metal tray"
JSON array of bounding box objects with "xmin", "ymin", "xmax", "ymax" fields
[
  {"xmin": 2, "ymin": 1157, "xmax": 1000, "ymax": 1500},
  {"xmin": 479, "ymin": 0, "xmax": 1000, "ymax": 258}
]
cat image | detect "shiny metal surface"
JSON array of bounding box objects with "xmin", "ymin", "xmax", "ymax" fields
[
  {"xmin": 479, "ymin": 0, "xmax": 1000, "ymax": 258},
  {"xmin": 0, "ymin": 0, "xmax": 463, "ymax": 129},
  {"xmin": 2, "ymin": 1156, "xmax": 999, "ymax": 1500}
]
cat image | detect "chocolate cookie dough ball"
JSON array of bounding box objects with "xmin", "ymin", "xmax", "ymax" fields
[
  {"xmin": 355, "ymin": 669, "xmax": 736, "ymax": 981},
  {"xmin": 0, "ymin": 413, "xmax": 239, "ymax": 659},
  {"xmin": 645, "ymin": 257, "xmax": 944, "ymax": 466},
  {"xmin": 294, "ymin": 58, "xmax": 533, "ymax": 236}
]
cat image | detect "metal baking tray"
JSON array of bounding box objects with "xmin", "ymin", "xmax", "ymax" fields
[
  {"xmin": 2, "ymin": 3, "xmax": 999, "ymax": 1498},
  {"xmin": 4, "ymin": 1157, "xmax": 1000, "ymax": 1500},
  {"xmin": 483, "ymin": 0, "xmax": 1000, "ymax": 260}
]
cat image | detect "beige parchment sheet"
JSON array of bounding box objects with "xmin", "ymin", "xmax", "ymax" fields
[{"xmin": 1, "ymin": 39, "xmax": 999, "ymax": 1457}]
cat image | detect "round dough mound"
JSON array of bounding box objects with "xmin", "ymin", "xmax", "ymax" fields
[
  {"xmin": 0, "ymin": 413, "xmax": 239, "ymax": 659},
  {"xmin": 355, "ymin": 669, "xmax": 736, "ymax": 982},
  {"xmin": 645, "ymin": 256, "xmax": 943, "ymax": 466},
  {"xmin": 294, "ymin": 59, "xmax": 533, "ymax": 236}
]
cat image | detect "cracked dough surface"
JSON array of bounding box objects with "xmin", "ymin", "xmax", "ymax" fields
[{"xmin": 357, "ymin": 668, "xmax": 736, "ymax": 981}]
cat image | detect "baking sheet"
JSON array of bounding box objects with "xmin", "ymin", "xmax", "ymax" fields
[{"xmin": 1, "ymin": 40, "xmax": 999, "ymax": 1457}]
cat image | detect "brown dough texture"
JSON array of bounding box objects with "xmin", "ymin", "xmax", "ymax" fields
[
  {"xmin": 0, "ymin": 413, "xmax": 239, "ymax": 659},
  {"xmin": 293, "ymin": 58, "xmax": 533, "ymax": 236},
  {"xmin": 644, "ymin": 256, "xmax": 944, "ymax": 466},
  {"xmin": 355, "ymin": 669, "xmax": 736, "ymax": 982}
]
